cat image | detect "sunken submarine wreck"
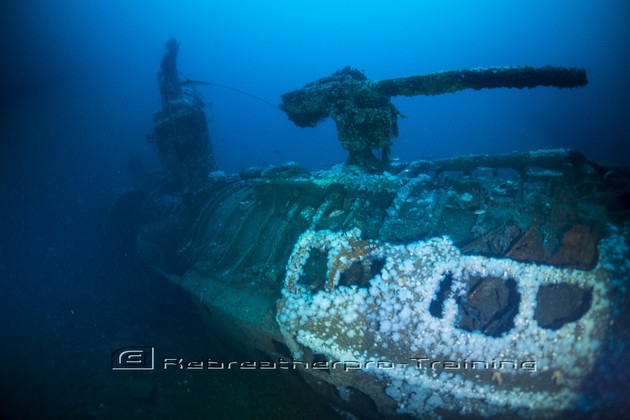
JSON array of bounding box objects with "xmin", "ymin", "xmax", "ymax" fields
[{"xmin": 111, "ymin": 41, "xmax": 630, "ymax": 418}]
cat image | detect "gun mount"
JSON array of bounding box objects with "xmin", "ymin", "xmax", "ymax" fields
[{"xmin": 280, "ymin": 65, "xmax": 587, "ymax": 171}]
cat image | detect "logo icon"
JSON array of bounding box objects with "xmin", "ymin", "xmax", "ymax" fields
[{"xmin": 111, "ymin": 346, "xmax": 155, "ymax": 370}]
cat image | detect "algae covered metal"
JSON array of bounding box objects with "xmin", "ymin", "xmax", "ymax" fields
[{"xmin": 111, "ymin": 42, "xmax": 630, "ymax": 418}]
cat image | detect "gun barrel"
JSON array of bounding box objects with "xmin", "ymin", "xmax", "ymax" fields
[{"xmin": 376, "ymin": 65, "xmax": 587, "ymax": 97}]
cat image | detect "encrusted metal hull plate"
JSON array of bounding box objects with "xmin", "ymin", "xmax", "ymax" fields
[{"xmin": 119, "ymin": 149, "xmax": 630, "ymax": 418}]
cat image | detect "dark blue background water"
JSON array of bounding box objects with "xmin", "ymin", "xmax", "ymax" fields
[{"xmin": 1, "ymin": 1, "xmax": 629, "ymax": 418}]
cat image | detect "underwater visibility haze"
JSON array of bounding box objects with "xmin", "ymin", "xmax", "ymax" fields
[{"xmin": 1, "ymin": 0, "xmax": 630, "ymax": 418}]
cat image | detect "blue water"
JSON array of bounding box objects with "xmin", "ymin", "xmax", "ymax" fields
[{"xmin": 1, "ymin": 1, "xmax": 629, "ymax": 418}]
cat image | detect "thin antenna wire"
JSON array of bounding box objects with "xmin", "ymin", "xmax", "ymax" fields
[
  {"xmin": 208, "ymin": 82, "xmax": 281, "ymax": 110},
  {"xmin": 180, "ymin": 73, "xmax": 280, "ymax": 110}
]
